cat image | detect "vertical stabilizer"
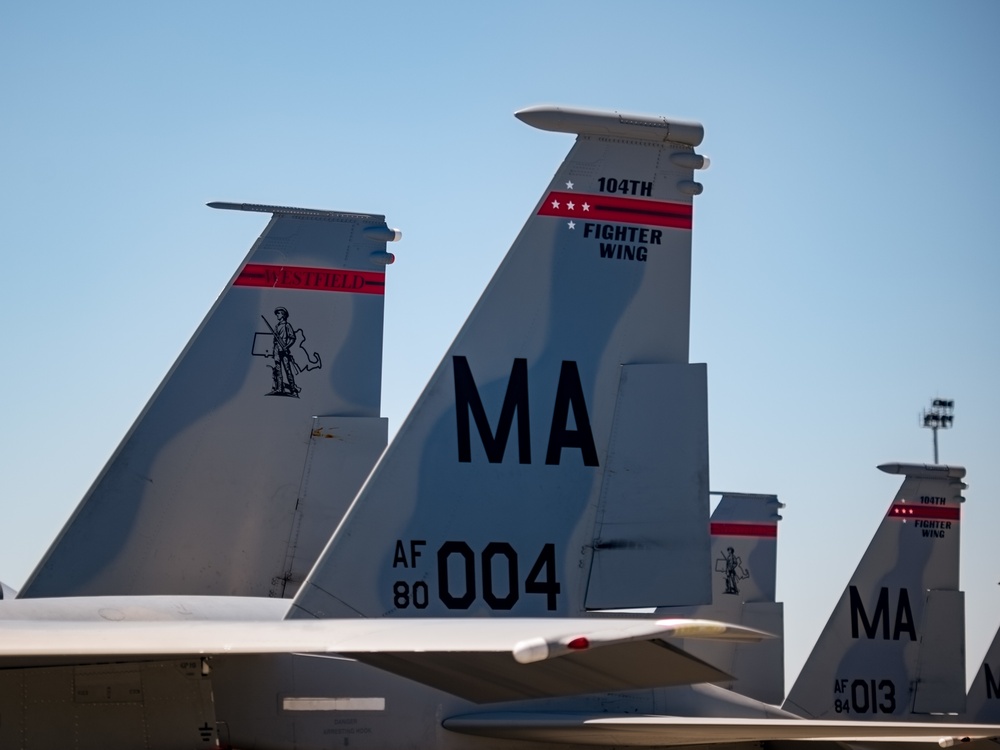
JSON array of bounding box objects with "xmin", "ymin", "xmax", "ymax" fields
[
  {"xmin": 783, "ymin": 463, "xmax": 967, "ymax": 719},
  {"xmin": 22, "ymin": 204, "xmax": 399, "ymax": 598},
  {"xmin": 965, "ymin": 625, "xmax": 1000, "ymax": 721},
  {"xmin": 291, "ymin": 105, "xmax": 713, "ymax": 619},
  {"xmin": 708, "ymin": 492, "xmax": 782, "ymax": 603},
  {"xmin": 657, "ymin": 493, "xmax": 785, "ymax": 704}
]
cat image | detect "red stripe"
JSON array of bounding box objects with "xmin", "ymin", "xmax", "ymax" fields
[
  {"xmin": 888, "ymin": 503, "xmax": 960, "ymax": 521},
  {"xmin": 234, "ymin": 264, "xmax": 385, "ymax": 295},
  {"xmin": 711, "ymin": 522, "xmax": 778, "ymax": 538},
  {"xmin": 537, "ymin": 191, "xmax": 692, "ymax": 230}
]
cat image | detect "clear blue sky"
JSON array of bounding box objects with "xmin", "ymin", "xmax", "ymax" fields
[{"xmin": 1, "ymin": 1, "xmax": 997, "ymax": 691}]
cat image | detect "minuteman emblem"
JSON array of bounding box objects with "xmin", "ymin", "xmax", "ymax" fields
[
  {"xmin": 251, "ymin": 306, "xmax": 322, "ymax": 397},
  {"xmin": 716, "ymin": 546, "xmax": 750, "ymax": 596}
]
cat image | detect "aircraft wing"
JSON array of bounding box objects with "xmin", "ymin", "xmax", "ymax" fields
[
  {"xmin": 0, "ymin": 616, "xmax": 765, "ymax": 703},
  {"xmin": 443, "ymin": 713, "xmax": 1000, "ymax": 745}
]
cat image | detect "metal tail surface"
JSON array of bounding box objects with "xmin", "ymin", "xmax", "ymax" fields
[
  {"xmin": 290, "ymin": 105, "xmax": 714, "ymax": 620},
  {"xmin": 22, "ymin": 205, "xmax": 398, "ymax": 598},
  {"xmin": 783, "ymin": 463, "xmax": 967, "ymax": 719},
  {"xmin": 657, "ymin": 493, "xmax": 785, "ymax": 703}
]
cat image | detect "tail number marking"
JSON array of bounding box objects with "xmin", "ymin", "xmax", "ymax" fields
[
  {"xmin": 392, "ymin": 540, "xmax": 561, "ymax": 611},
  {"xmin": 833, "ymin": 678, "xmax": 897, "ymax": 714}
]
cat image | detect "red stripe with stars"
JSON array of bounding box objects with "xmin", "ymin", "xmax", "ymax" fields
[
  {"xmin": 537, "ymin": 191, "xmax": 692, "ymax": 230},
  {"xmin": 887, "ymin": 503, "xmax": 960, "ymax": 521},
  {"xmin": 234, "ymin": 264, "xmax": 386, "ymax": 295},
  {"xmin": 710, "ymin": 522, "xmax": 778, "ymax": 538}
]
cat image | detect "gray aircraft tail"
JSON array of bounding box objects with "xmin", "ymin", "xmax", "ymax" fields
[
  {"xmin": 291, "ymin": 105, "xmax": 714, "ymax": 620},
  {"xmin": 21, "ymin": 203, "xmax": 400, "ymax": 599},
  {"xmin": 657, "ymin": 492, "xmax": 785, "ymax": 704},
  {"xmin": 783, "ymin": 463, "xmax": 967, "ymax": 719},
  {"xmin": 965, "ymin": 625, "xmax": 1000, "ymax": 721}
]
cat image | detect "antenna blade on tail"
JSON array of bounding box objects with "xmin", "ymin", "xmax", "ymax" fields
[{"xmin": 21, "ymin": 204, "xmax": 399, "ymax": 598}]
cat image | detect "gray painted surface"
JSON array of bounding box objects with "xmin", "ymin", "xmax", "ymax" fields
[
  {"xmin": 292, "ymin": 107, "xmax": 711, "ymax": 620},
  {"xmin": 784, "ymin": 463, "xmax": 967, "ymax": 719},
  {"xmin": 22, "ymin": 208, "xmax": 396, "ymax": 598}
]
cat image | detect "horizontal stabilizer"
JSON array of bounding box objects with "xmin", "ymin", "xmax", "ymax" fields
[
  {"xmin": 360, "ymin": 643, "xmax": 729, "ymax": 704},
  {"xmin": 442, "ymin": 713, "xmax": 1000, "ymax": 746},
  {"xmin": 0, "ymin": 595, "xmax": 289, "ymax": 622},
  {"xmin": 0, "ymin": 616, "xmax": 766, "ymax": 702}
]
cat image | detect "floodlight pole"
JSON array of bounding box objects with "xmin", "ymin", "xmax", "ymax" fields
[{"xmin": 921, "ymin": 398, "xmax": 955, "ymax": 464}]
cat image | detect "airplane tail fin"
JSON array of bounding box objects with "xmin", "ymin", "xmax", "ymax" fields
[
  {"xmin": 656, "ymin": 492, "xmax": 785, "ymax": 704},
  {"xmin": 783, "ymin": 463, "xmax": 967, "ymax": 719},
  {"xmin": 291, "ymin": 105, "xmax": 714, "ymax": 620},
  {"xmin": 707, "ymin": 492, "xmax": 782, "ymax": 604},
  {"xmin": 21, "ymin": 203, "xmax": 400, "ymax": 599},
  {"xmin": 965, "ymin": 625, "xmax": 1000, "ymax": 721}
]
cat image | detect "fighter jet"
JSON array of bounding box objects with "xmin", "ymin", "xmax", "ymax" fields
[{"xmin": 0, "ymin": 106, "xmax": 994, "ymax": 750}]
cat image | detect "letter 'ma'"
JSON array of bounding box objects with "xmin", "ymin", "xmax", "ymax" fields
[
  {"xmin": 848, "ymin": 586, "xmax": 916, "ymax": 640},
  {"xmin": 454, "ymin": 356, "xmax": 530, "ymax": 464}
]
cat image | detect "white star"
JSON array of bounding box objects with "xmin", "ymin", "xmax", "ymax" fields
[
  {"xmin": 566, "ymin": 180, "xmax": 574, "ymax": 190},
  {"xmin": 567, "ymin": 221, "xmax": 576, "ymax": 230},
  {"xmin": 582, "ymin": 202, "xmax": 590, "ymax": 212},
  {"xmin": 567, "ymin": 201, "xmax": 575, "ymax": 211},
  {"xmin": 551, "ymin": 199, "xmax": 560, "ymax": 209}
]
